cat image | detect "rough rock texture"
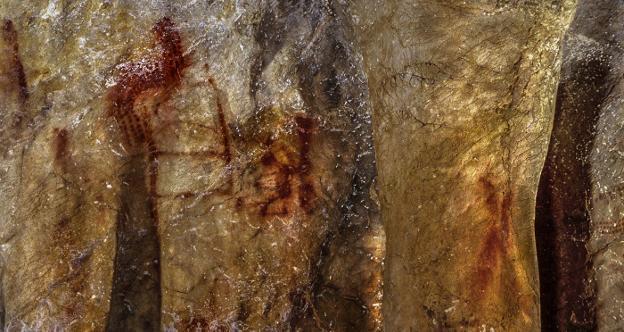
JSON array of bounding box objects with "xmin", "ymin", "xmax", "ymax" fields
[
  {"xmin": 350, "ymin": 1, "xmax": 575, "ymax": 330},
  {"xmin": 536, "ymin": 1, "xmax": 624, "ymax": 330},
  {"xmin": 0, "ymin": 1, "xmax": 382, "ymax": 330},
  {"xmin": 9, "ymin": 0, "xmax": 624, "ymax": 331},
  {"xmin": 589, "ymin": 1, "xmax": 624, "ymax": 325}
]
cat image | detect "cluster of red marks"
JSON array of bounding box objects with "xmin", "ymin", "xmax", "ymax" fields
[
  {"xmin": 53, "ymin": 128, "xmax": 70, "ymax": 172},
  {"xmin": 107, "ymin": 17, "xmax": 188, "ymax": 150},
  {"xmin": 106, "ymin": 16, "xmax": 188, "ymax": 230},
  {"xmin": 471, "ymin": 176, "xmax": 515, "ymax": 299},
  {"xmin": 2, "ymin": 19, "xmax": 28, "ymax": 104},
  {"xmin": 177, "ymin": 316, "xmax": 215, "ymax": 331},
  {"xmin": 243, "ymin": 115, "xmax": 318, "ymax": 218}
]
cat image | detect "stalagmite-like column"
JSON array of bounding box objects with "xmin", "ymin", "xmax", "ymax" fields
[{"xmin": 350, "ymin": 1, "xmax": 576, "ymax": 330}]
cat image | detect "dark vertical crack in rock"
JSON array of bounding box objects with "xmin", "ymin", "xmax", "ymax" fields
[
  {"xmin": 287, "ymin": 2, "xmax": 380, "ymax": 329},
  {"xmin": 535, "ymin": 2, "xmax": 618, "ymax": 328},
  {"xmin": 249, "ymin": 0, "xmax": 295, "ymax": 109}
]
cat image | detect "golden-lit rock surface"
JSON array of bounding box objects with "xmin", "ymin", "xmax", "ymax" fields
[
  {"xmin": 6, "ymin": 0, "xmax": 624, "ymax": 331},
  {"xmin": 350, "ymin": 0, "xmax": 575, "ymax": 330},
  {"xmin": 0, "ymin": 1, "xmax": 381, "ymax": 330}
]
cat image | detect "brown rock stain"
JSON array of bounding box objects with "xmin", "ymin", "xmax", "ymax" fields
[
  {"xmin": 53, "ymin": 128, "xmax": 70, "ymax": 171},
  {"xmin": 177, "ymin": 316, "xmax": 230, "ymax": 332},
  {"xmin": 294, "ymin": 116, "xmax": 315, "ymax": 211},
  {"xmin": 2, "ymin": 19, "xmax": 28, "ymax": 104},
  {"xmin": 50, "ymin": 216, "xmax": 94, "ymax": 323}
]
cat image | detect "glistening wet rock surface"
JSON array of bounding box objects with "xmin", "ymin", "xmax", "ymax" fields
[
  {"xmin": 351, "ymin": 1, "xmax": 575, "ymax": 330},
  {"xmin": 5, "ymin": 0, "xmax": 624, "ymax": 331},
  {"xmin": 0, "ymin": 1, "xmax": 381, "ymax": 330}
]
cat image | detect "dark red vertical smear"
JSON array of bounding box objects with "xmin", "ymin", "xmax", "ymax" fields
[
  {"xmin": 106, "ymin": 15, "xmax": 188, "ymax": 218},
  {"xmin": 206, "ymin": 76, "xmax": 234, "ymax": 193},
  {"xmin": 209, "ymin": 77, "xmax": 232, "ymax": 164},
  {"xmin": 471, "ymin": 177, "xmax": 515, "ymax": 299},
  {"xmin": 106, "ymin": 17, "xmax": 188, "ymax": 332},
  {"xmin": 2, "ymin": 19, "xmax": 28, "ymax": 104},
  {"xmin": 53, "ymin": 128, "xmax": 70, "ymax": 172}
]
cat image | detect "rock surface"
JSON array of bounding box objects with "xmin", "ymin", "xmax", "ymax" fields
[
  {"xmin": 5, "ymin": 0, "xmax": 624, "ymax": 331},
  {"xmin": 350, "ymin": 1, "xmax": 575, "ymax": 330},
  {"xmin": 536, "ymin": 1, "xmax": 624, "ymax": 330},
  {"xmin": 0, "ymin": 1, "xmax": 381, "ymax": 330}
]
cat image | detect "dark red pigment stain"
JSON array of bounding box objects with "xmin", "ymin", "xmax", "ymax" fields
[
  {"xmin": 208, "ymin": 77, "xmax": 232, "ymax": 164},
  {"xmin": 471, "ymin": 177, "xmax": 518, "ymax": 300},
  {"xmin": 105, "ymin": 17, "xmax": 188, "ymax": 332},
  {"xmin": 53, "ymin": 128, "xmax": 70, "ymax": 171},
  {"xmin": 295, "ymin": 116, "xmax": 316, "ymax": 211},
  {"xmin": 206, "ymin": 74, "xmax": 234, "ymax": 194},
  {"xmin": 2, "ymin": 19, "xmax": 28, "ymax": 104},
  {"xmin": 240, "ymin": 115, "xmax": 318, "ymax": 218}
]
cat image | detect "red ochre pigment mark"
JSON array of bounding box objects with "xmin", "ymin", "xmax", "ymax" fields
[
  {"xmin": 53, "ymin": 128, "xmax": 70, "ymax": 171},
  {"xmin": 107, "ymin": 16, "xmax": 187, "ymax": 149},
  {"xmin": 107, "ymin": 16, "xmax": 188, "ymax": 210},
  {"xmin": 206, "ymin": 74, "xmax": 234, "ymax": 194},
  {"xmin": 208, "ymin": 77, "xmax": 232, "ymax": 164},
  {"xmin": 471, "ymin": 176, "xmax": 516, "ymax": 300},
  {"xmin": 242, "ymin": 115, "xmax": 318, "ymax": 218},
  {"xmin": 2, "ymin": 19, "xmax": 28, "ymax": 104}
]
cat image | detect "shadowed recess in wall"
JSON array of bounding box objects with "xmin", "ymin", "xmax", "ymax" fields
[{"xmin": 534, "ymin": 4, "xmax": 617, "ymax": 328}]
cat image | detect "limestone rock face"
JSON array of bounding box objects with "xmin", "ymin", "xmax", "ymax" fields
[
  {"xmin": 6, "ymin": 0, "xmax": 624, "ymax": 331},
  {"xmin": 350, "ymin": 1, "xmax": 575, "ymax": 330},
  {"xmin": 0, "ymin": 1, "xmax": 381, "ymax": 330}
]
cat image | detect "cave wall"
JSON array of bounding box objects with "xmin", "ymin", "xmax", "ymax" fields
[
  {"xmin": 0, "ymin": 1, "xmax": 382, "ymax": 330},
  {"xmin": 4, "ymin": 0, "xmax": 624, "ymax": 331},
  {"xmin": 350, "ymin": 1, "xmax": 576, "ymax": 330},
  {"xmin": 536, "ymin": 1, "xmax": 624, "ymax": 330}
]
